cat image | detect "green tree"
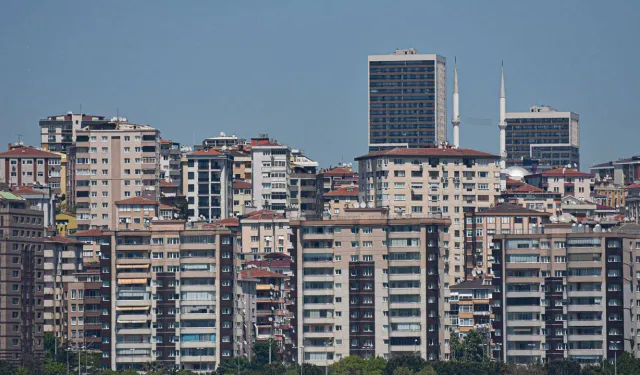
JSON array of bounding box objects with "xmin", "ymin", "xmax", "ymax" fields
[
  {"xmin": 216, "ymin": 357, "xmax": 250, "ymax": 375},
  {"xmin": 253, "ymin": 339, "xmax": 281, "ymax": 368},
  {"xmin": 385, "ymin": 355, "xmax": 426, "ymax": 375},
  {"xmin": 42, "ymin": 360, "xmax": 66, "ymax": 375},
  {"xmin": 449, "ymin": 332, "xmax": 464, "ymax": 361},
  {"xmin": 415, "ymin": 366, "xmax": 436, "ymax": 375},
  {"xmin": 460, "ymin": 329, "xmax": 487, "ymax": 362},
  {"xmin": 14, "ymin": 367, "xmax": 32, "ymax": 375},
  {"xmin": 611, "ymin": 352, "xmax": 640, "ymax": 375},
  {"xmin": 329, "ymin": 355, "xmax": 368, "ymax": 375},
  {"xmin": 393, "ymin": 367, "xmax": 414, "ymax": 375},
  {"xmin": 0, "ymin": 361, "xmax": 16, "ymax": 375},
  {"xmin": 546, "ymin": 360, "xmax": 582, "ymax": 375}
]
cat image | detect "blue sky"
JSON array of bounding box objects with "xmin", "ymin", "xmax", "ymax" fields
[{"xmin": 1, "ymin": 0, "xmax": 638, "ymax": 170}]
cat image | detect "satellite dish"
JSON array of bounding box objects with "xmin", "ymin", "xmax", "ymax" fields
[
  {"xmin": 360, "ymin": 201, "xmax": 366, "ymax": 208},
  {"xmin": 220, "ymin": 131, "xmax": 226, "ymax": 137},
  {"xmin": 367, "ymin": 202, "xmax": 373, "ymax": 208},
  {"xmin": 352, "ymin": 202, "xmax": 359, "ymax": 208},
  {"xmin": 268, "ymin": 317, "xmax": 273, "ymax": 322},
  {"xmin": 472, "ymin": 270, "xmax": 477, "ymax": 277},
  {"xmin": 222, "ymin": 145, "xmax": 227, "ymax": 151}
]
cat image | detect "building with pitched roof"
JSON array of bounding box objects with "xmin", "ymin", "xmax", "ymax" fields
[
  {"xmin": 315, "ymin": 165, "xmax": 358, "ymax": 213},
  {"xmin": 0, "ymin": 144, "xmax": 63, "ymax": 194},
  {"xmin": 114, "ymin": 197, "xmax": 160, "ymax": 230},
  {"xmin": 232, "ymin": 180, "xmax": 253, "ymax": 216},
  {"xmin": 322, "ymin": 185, "xmax": 359, "ymax": 216},
  {"xmin": 524, "ymin": 167, "xmax": 594, "ymax": 200},
  {"xmin": 356, "ymin": 146, "xmax": 503, "ymax": 285},
  {"xmin": 239, "ymin": 209, "xmax": 290, "ymax": 261}
]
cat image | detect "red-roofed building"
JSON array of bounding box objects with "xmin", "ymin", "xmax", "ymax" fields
[
  {"xmin": 315, "ymin": 165, "xmax": 359, "ymax": 213},
  {"xmin": 232, "ymin": 180, "xmax": 253, "ymax": 216},
  {"xmin": 240, "ymin": 210, "xmax": 290, "ymax": 261},
  {"xmin": 0, "ymin": 144, "xmax": 62, "ymax": 194},
  {"xmin": 501, "ymin": 181, "xmax": 561, "ymax": 215},
  {"xmin": 322, "ymin": 185, "xmax": 359, "ymax": 216},
  {"xmin": 524, "ymin": 167, "xmax": 594, "ymax": 200}
]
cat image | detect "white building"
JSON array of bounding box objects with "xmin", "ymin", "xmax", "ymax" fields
[
  {"xmin": 251, "ymin": 137, "xmax": 291, "ymax": 212},
  {"xmin": 185, "ymin": 148, "xmax": 233, "ymax": 221}
]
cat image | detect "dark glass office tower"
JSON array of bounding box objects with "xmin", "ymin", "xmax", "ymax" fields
[{"xmin": 368, "ymin": 49, "xmax": 447, "ymax": 152}]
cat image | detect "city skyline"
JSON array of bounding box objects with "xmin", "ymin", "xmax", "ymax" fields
[{"xmin": 1, "ymin": 1, "xmax": 639, "ymax": 170}]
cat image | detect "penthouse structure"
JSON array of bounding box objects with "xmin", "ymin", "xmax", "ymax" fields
[
  {"xmin": 290, "ymin": 208, "xmax": 450, "ymax": 366},
  {"xmin": 524, "ymin": 167, "xmax": 594, "ymax": 201},
  {"xmin": 0, "ymin": 192, "xmax": 45, "ymax": 367},
  {"xmin": 356, "ymin": 147, "xmax": 503, "ymax": 285},
  {"xmin": 39, "ymin": 112, "xmax": 108, "ymax": 153},
  {"xmin": 74, "ymin": 120, "xmax": 161, "ymax": 231},
  {"xmin": 368, "ymin": 49, "xmax": 447, "ymax": 151},
  {"xmin": 491, "ymin": 223, "xmax": 640, "ymax": 365}
]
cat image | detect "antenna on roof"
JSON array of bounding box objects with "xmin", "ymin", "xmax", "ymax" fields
[{"xmin": 16, "ymin": 134, "xmax": 23, "ymax": 143}]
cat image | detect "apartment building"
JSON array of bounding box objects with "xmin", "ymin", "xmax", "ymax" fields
[
  {"xmin": 591, "ymin": 155, "xmax": 640, "ymax": 186},
  {"xmin": 289, "ymin": 208, "xmax": 450, "ymax": 366},
  {"xmin": 627, "ymin": 184, "xmax": 640, "ymax": 223},
  {"xmin": 43, "ymin": 236, "xmax": 84, "ymax": 343},
  {"xmin": 490, "ymin": 223, "xmax": 640, "ymax": 365},
  {"xmin": 0, "ymin": 191, "xmax": 45, "ymax": 367},
  {"xmin": 70, "ymin": 229, "xmax": 109, "ymax": 263},
  {"xmin": 94, "ymin": 221, "xmax": 236, "ymax": 372},
  {"xmin": 505, "ymin": 105, "xmax": 580, "ymax": 169},
  {"xmin": 114, "ymin": 197, "xmax": 159, "ymax": 230},
  {"xmin": 74, "ymin": 121, "xmax": 161, "ymax": 231},
  {"xmin": 159, "ymin": 139, "xmax": 182, "ymax": 187},
  {"xmin": 290, "ymin": 149, "xmax": 318, "ymax": 217},
  {"xmin": 322, "ymin": 186, "xmax": 359, "ymax": 216},
  {"xmin": 160, "ymin": 179, "xmax": 183, "ymax": 208},
  {"xmin": 64, "ymin": 266, "xmax": 102, "ymax": 349},
  {"xmin": 240, "ymin": 210, "xmax": 290, "ymax": 261},
  {"xmin": 524, "ymin": 167, "xmax": 594, "ymax": 201},
  {"xmin": 368, "ymin": 49, "xmax": 447, "ymax": 151},
  {"xmin": 0, "ymin": 144, "xmax": 63, "ymax": 194},
  {"xmin": 315, "ymin": 166, "xmax": 358, "ymax": 213},
  {"xmin": 463, "ymin": 204, "xmax": 550, "ymax": 278},
  {"xmin": 184, "ymin": 148, "xmax": 233, "ymax": 222},
  {"xmin": 228, "ymin": 146, "xmax": 252, "ymax": 181},
  {"xmin": 235, "ymin": 273, "xmax": 258, "ymax": 360},
  {"xmin": 448, "ymin": 278, "xmax": 495, "ymax": 354},
  {"xmin": 251, "ymin": 137, "xmax": 291, "ymax": 211},
  {"xmin": 232, "ymin": 181, "xmax": 253, "ymax": 217},
  {"xmin": 355, "ymin": 146, "xmax": 503, "ymax": 285},
  {"xmin": 501, "ymin": 180, "xmax": 561, "ymax": 216},
  {"xmin": 39, "ymin": 113, "xmax": 108, "ymax": 153},
  {"xmin": 13, "ymin": 186, "xmax": 57, "ymax": 227},
  {"xmin": 593, "ymin": 181, "xmax": 626, "ymax": 210}
]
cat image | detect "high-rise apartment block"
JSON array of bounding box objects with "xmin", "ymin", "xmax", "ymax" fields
[
  {"xmin": 0, "ymin": 191, "xmax": 45, "ymax": 367},
  {"xmin": 368, "ymin": 49, "xmax": 447, "ymax": 151},
  {"xmin": 0, "ymin": 144, "xmax": 63, "ymax": 194},
  {"xmin": 43, "ymin": 236, "xmax": 84, "ymax": 342},
  {"xmin": 159, "ymin": 139, "xmax": 182, "ymax": 187},
  {"xmin": 239, "ymin": 210, "xmax": 291, "ymax": 261},
  {"xmin": 290, "ymin": 208, "xmax": 450, "ymax": 365},
  {"xmin": 184, "ymin": 148, "xmax": 233, "ymax": 221},
  {"xmin": 251, "ymin": 137, "xmax": 291, "ymax": 212},
  {"xmin": 74, "ymin": 121, "xmax": 161, "ymax": 231},
  {"xmin": 491, "ymin": 223, "xmax": 640, "ymax": 364},
  {"xmin": 356, "ymin": 147, "xmax": 503, "ymax": 285},
  {"xmin": 39, "ymin": 113, "xmax": 108, "ymax": 153},
  {"xmin": 86, "ymin": 221, "xmax": 237, "ymax": 372},
  {"xmin": 289, "ymin": 149, "xmax": 319, "ymax": 217},
  {"xmin": 505, "ymin": 106, "xmax": 580, "ymax": 170}
]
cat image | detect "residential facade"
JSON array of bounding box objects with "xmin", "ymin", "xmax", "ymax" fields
[
  {"xmin": 290, "ymin": 208, "xmax": 450, "ymax": 366},
  {"xmin": 114, "ymin": 197, "xmax": 159, "ymax": 230},
  {"xmin": 368, "ymin": 49, "xmax": 447, "ymax": 151},
  {"xmin": 159, "ymin": 139, "xmax": 182, "ymax": 188},
  {"xmin": 289, "ymin": 149, "xmax": 318, "ymax": 217},
  {"xmin": 74, "ymin": 121, "xmax": 161, "ymax": 231},
  {"xmin": 184, "ymin": 148, "xmax": 233, "ymax": 221},
  {"xmin": 43, "ymin": 236, "xmax": 84, "ymax": 344},
  {"xmin": 463, "ymin": 203, "xmax": 550, "ymax": 279},
  {"xmin": 0, "ymin": 192, "xmax": 45, "ymax": 367},
  {"xmin": 94, "ymin": 221, "xmax": 237, "ymax": 372},
  {"xmin": 505, "ymin": 105, "xmax": 580, "ymax": 169},
  {"xmin": 232, "ymin": 181, "xmax": 252, "ymax": 217},
  {"xmin": 591, "ymin": 155, "xmax": 640, "ymax": 186},
  {"xmin": 524, "ymin": 167, "xmax": 594, "ymax": 201},
  {"xmin": 491, "ymin": 223, "xmax": 640, "ymax": 365},
  {"xmin": 39, "ymin": 113, "xmax": 108, "ymax": 153},
  {"xmin": 356, "ymin": 146, "xmax": 503, "ymax": 285},
  {"xmin": 322, "ymin": 186, "xmax": 359, "ymax": 216},
  {"xmin": 447, "ymin": 278, "xmax": 495, "ymax": 355},
  {"xmin": 0, "ymin": 144, "xmax": 63, "ymax": 194},
  {"xmin": 251, "ymin": 137, "xmax": 291, "ymax": 212},
  {"xmin": 315, "ymin": 166, "xmax": 358, "ymax": 213},
  {"xmin": 239, "ymin": 210, "xmax": 291, "ymax": 261}
]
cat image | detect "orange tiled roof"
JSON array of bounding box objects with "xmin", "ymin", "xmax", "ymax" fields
[
  {"xmin": 324, "ymin": 186, "xmax": 359, "ymax": 197},
  {"xmin": 0, "ymin": 146, "xmax": 61, "ymax": 158},
  {"xmin": 45, "ymin": 235, "xmax": 83, "ymax": 244},
  {"xmin": 189, "ymin": 149, "xmax": 223, "ymax": 155},
  {"xmin": 71, "ymin": 229, "xmax": 106, "ymax": 237},
  {"xmin": 244, "ymin": 210, "xmax": 285, "ymax": 220},
  {"xmin": 540, "ymin": 168, "xmax": 593, "ymax": 177},
  {"xmin": 217, "ymin": 217, "xmax": 240, "ymax": 227},
  {"xmin": 239, "ymin": 269, "xmax": 286, "ymax": 279},
  {"xmin": 320, "ymin": 167, "xmax": 358, "ymax": 177},
  {"xmin": 233, "ymin": 181, "xmax": 252, "ymax": 189}
]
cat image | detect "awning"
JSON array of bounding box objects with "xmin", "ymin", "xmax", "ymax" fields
[
  {"xmin": 117, "ymin": 278, "xmax": 148, "ymax": 285},
  {"xmin": 256, "ymin": 284, "xmax": 274, "ymax": 291},
  {"xmin": 117, "ymin": 318, "xmax": 148, "ymax": 323},
  {"xmin": 116, "ymin": 264, "xmax": 149, "ymax": 269},
  {"xmin": 116, "ymin": 306, "xmax": 150, "ymax": 311}
]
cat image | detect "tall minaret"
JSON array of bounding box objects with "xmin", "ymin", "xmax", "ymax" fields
[
  {"xmin": 452, "ymin": 57, "xmax": 460, "ymax": 148},
  {"xmin": 499, "ymin": 61, "xmax": 507, "ymax": 169}
]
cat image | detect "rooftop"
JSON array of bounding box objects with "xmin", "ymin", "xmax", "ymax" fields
[
  {"xmin": 538, "ymin": 168, "xmax": 593, "ymax": 178},
  {"xmin": 324, "ymin": 186, "xmax": 359, "ymax": 197},
  {"xmin": 0, "ymin": 146, "xmax": 61, "ymax": 158},
  {"xmin": 189, "ymin": 148, "xmax": 223, "ymax": 156},
  {"xmin": 355, "ymin": 147, "xmax": 499, "ymax": 160},
  {"xmin": 450, "ymin": 278, "xmax": 494, "ymax": 290},
  {"xmin": 216, "ymin": 217, "xmax": 240, "ymax": 227},
  {"xmin": 45, "ymin": 235, "xmax": 83, "ymax": 245},
  {"xmin": 233, "ymin": 181, "xmax": 252, "ymax": 189},
  {"xmin": 12, "ymin": 186, "xmax": 50, "ymax": 196},
  {"xmin": 115, "ymin": 197, "xmax": 159, "ymax": 206},
  {"xmin": 243, "ymin": 209, "xmax": 286, "ymax": 221},
  {"xmin": 71, "ymin": 229, "xmax": 106, "ymax": 237},
  {"xmin": 319, "ymin": 167, "xmax": 358, "ymax": 177},
  {"xmin": 239, "ymin": 269, "xmax": 286, "ymax": 279},
  {"xmin": 474, "ymin": 203, "xmax": 550, "ymax": 216}
]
